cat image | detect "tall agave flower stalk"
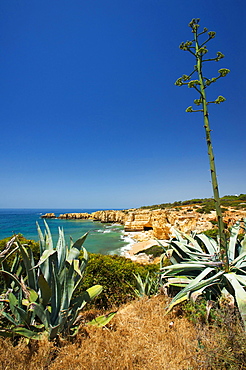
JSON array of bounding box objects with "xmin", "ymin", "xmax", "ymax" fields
[
  {"xmin": 175, "ymin": 18, "xmax": 230, "ymax": 270},
  {"xmin": 161, "ymin": 19, "xmax": 246, "ymax": 330}
]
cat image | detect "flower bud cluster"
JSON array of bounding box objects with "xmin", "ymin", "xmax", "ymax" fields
[
  {"xmin": 189, "ymin": 18, "xmax": 200, "ymax": 32},
  {"xmin": 179, "ymin": 41, "xmax": 193, "ymax": 51},
  {"xmin": 188, "ymin": 80, "xmax": 200, "ymax": 88},
  {"xmin": 174, "ymin": 74, "xmax": 191, "ymax": 86},
  {"xmin": 215, "ymin": 52, "xmax": 225, "ymax": 61},
  {"xmin": 185, "ymin": 106, "xmax": 193, "ymax": 112},
  {"xmin": 218, "ymin": 68, "xmax": 230, "ymax": 77},
  {"xmin": 208, "ymin": 31, "xmax": 216, "ymax": 38},
  {"xmin": 205, "ymin": 77, "xmax": 217, "ymax": 86},
  {"xmin": 215, "ymin": 95, "xmax": 226, "ymax": 104},
  {"xmin": 194, "ymin": 98, "xmax": 202, "ymax": 106}
]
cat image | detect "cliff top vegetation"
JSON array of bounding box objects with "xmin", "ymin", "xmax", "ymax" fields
[{"xmin": 140, "ymin": 194, "xmax": 246, "ymax": 212}]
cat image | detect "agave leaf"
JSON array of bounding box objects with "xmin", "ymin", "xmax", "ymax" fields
[
  {"xmin": 50, "ymin": 262, "xmax": 61, "ymax": 326},
  {"xmin": 38, "ymin": 274, "xmax": 52, "ymax": 306},
  {"xmin": 231, "ymin": 251, "xmax": 246, "ymax": 267},
  {"xmin": 12, "ymin": 327, "xmax": 44, "ymax": 340},
  {"xmin": 0, "ymin": 310, "xmax": 19, "ymax": 325},
  {"xmin": 0, "ymin": 270, "xmax": 22, "ymax": 288},
  {"xmin": 43, "ymin": 220, "xmax": 53, "ymax": 250},
  {"xmin": 182, "ymin": 260, "xmax": 223, "ymax": 267},
  {"xmin": 171, "ymin": 228, "xmax": 185, "ymax": 242},
  {"xmin": 166, "ymin": 295, "xmax": 188, "ymax": 313},
  {"xmin": 179, "ymin": 232, "xmax": 203, "ymax": 252},
  {"xmin": 56, "ymin": 227, "xmax": 66, "ymax": 272},
  {"xmin": 66, "ymin": 247, "xmax": 80, "ymax": 262},
  {"xmin": 234, "ymin": 275, "xmax": 246, "ymax": 287},
  {"xmin": 73, "ymin": 259, "xmax": 82, "ymax": 278},
  {"xmin": 10, "ymin": 253, "xmax": 20, "ymax": 274},
  {"xmin": 60, "ymin": 264, "xmax": 74, "ymax": 312},
  {"xmin": 170, "ymin": 241, "xmax": 195, "ymax": 260},
  {"xmin": 228, "ymin": 222, "xmax": 240, "ymax": 262},
  {"xmin": 14, "ymin": 305, "xmax": 31, "ymax": 326},
  {"xmin": 31, "ymin": 303, "xmax": 50, "ymax": 330},
  {"xmin": 164, "ymin": 277, "xmax": 192, "ymax": 286},
  {"xmin": 162, "ymin": 263, "xmax": 207, "ymax": 271},
  {"xmin": 16, "ymin": 241, "xmax": 36, "ymax": 290},
  {"xmin": 27, "ymin": 288, "xmax": 39, "ymax": 303},
  {"xmin": 224, "ymin": 273, "xmax": 246, "ymax": 329},
  {"xmin": 71, "ymin": 232, "xmax": 89, "ymax": 251},
  {"xmin": 79, "ymin": 247, "xmax": 88, "ymax": 273},
  {"xmin": 8, "ymin": 292, "xmax": 20, "ymax": 322},
  {"xmin": 163, "ymin": 247, "xmax": 183, "ymax": 265},
  {"xmin": 87, "ymin": 312, "xmax": 117, "ymax": 328},
  {"xmin": 69, "ymin": 285, "xmax": 103, "ymax": 327},
  {"xmin": 33, "ymin": 249, "xmax": 57, "ymax": 269},
  {"xmin": 133, "ymin": 273, "xmax": 147, "ymax": 297},
  {"xmin": 197, "ymin": 233, "xmax": 218, "ymax": 253},
  {"xmin": 188, "ymin": 282, "xmax": 217, "ymax": 302},
  {"xmin": 166, "ymin": 268, "xmax": 223, "ymax": 312},
  {"xmin": 195, "ymin": 234, "xmax": 218, "ymax": 255},
  {"xmin": 241, "ymin": 237, "xmax": 246, "ymax": 254},
  {"xmin": 36, "ymin": 222, "xmax": 46, "ymax": 255}
]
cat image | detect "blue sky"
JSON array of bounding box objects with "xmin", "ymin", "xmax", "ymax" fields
[{"xmin": 1, "ymin": 0, "xmax": 245, "ymax": 209}]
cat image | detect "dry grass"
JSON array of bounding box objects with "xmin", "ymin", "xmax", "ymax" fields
[
  {"xmin": 49, "ymin": 296, "xmax": 199, "ymax": 370},
  {"xmin": 1, "ymin": 295, "xmax": 245, "ymax": 370},
  {"xmin": 0, "ymin": 296, "xmax": 200, "ymax": 370}
]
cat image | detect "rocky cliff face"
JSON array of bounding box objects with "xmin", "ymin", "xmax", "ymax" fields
[
  {"xmin": 41, "ymin": 207, "xmax": 246, "ymax": 240},
  {"xmin": 91, "ymin": 210, "xmax": 126, "ymax": 224},
  {"xmin": 58, "ymin": 213, "xmax": 91, "ymax": 219},
  {"xmin": 41, "ymin": 213, "xmax": 56, "ymax": 219},
  {"xmin": 91, "ymin": 207, "xmax": 246, "ymax": 239}
]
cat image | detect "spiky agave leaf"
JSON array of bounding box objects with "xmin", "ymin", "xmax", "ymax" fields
[
  {"xmin": 224, "ymin": 273, "xmax": 246, "ymax": 328},
  {"xmin": 161, "ymin": 226, "xmax": 246, "ymax": 329}
]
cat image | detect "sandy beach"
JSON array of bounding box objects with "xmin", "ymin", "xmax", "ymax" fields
[{"xmin": 126, "ymin": 239, "xmax": 159, "ymax": 256}]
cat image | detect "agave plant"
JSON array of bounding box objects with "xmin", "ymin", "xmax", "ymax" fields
[
  {"xmin": 0, "ymin": 221, "xmax": 103, "ymax": 340},
  {"xmin": 159, "ymin": 221, "xmax": 246, "ymax": 328},
  {"xmin": 132, "ymin": 272, "xmax": 159, "ymax": 298}
]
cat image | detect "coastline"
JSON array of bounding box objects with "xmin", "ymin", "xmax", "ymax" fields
[{"xmin": 120, "ymin": 230, "xmax": 166, "ymax": 263}]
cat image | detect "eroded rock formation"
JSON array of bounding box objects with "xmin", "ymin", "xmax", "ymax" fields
[
  {"xmin": 58, "ymin": 213, "xmax": 91, "ymax": 219},
  {"xmin": 41, "ymin": 207, "xmax": 246, "ymax": 240},
  {"xmin": 41, "ymin": 213, "xmax": 56, "ymax": 219}
]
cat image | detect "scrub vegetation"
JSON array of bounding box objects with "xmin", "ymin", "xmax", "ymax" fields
[{"xmin": 140, "ymin": 193, "xmax": 246, "ymax": 211}]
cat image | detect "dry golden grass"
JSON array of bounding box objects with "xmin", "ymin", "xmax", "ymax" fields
[
  {"xmin": 0, "ymin": 296, "xmax": 201, "ymax": 370},
  {"xmin": 49, "ymin": 295, "xmax": 200, "ymax": 370},
  {"xmin": 2, "ymin": 295, "xmax": 246, "ymax": 369}
]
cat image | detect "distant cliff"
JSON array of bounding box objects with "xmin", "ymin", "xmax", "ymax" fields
[{"xmin": 42, "ymin": 207, "xmax": 246, "ymax": 239}]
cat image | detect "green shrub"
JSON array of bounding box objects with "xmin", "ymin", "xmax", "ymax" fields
[
  {"xmin": 136, "ymin": 245, "xmax": 163, "ymax": 258},
  {"xmin": 77, "ymin": 253, "xmax": 159, "ymax": 309}
]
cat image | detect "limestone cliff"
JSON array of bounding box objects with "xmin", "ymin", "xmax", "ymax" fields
[
  {"xmin": 92, "ymin": 207, "xmax": 246, "ymax": 239},
  {"xmin": 41, "ymin": 213, "xmax": 56, "ymax": 219},
  {"xmin": 91, "ymin": 210, "xmax": 126, "ymax": 224},
  {"xmin": 41, "ymin": 207, "xmax": 246, "ymax": 240},
  {"xmin": 58, "ymin": 213, "xmax": 91, "ymax": 220}
]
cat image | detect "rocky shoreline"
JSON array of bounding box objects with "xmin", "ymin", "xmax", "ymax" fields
[{"xmin": 41, "ymin": 207, "xmax": 246, "ymax": 262}]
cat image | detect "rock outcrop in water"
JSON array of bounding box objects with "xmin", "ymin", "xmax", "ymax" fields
[{"xmin": 41, "ymin": 213, "xmax": 56, "ymax": 219}]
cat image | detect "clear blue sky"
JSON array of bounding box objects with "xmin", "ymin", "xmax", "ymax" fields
[{"xmin": 1, "ymin": 0, "xmax": 245, "ymax": 209}]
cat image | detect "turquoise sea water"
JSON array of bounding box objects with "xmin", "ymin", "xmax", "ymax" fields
[{"xmin": 0, "ymin": 209, "xmax": 130, "ymax": 255}]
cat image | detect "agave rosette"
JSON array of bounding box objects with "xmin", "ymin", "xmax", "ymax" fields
[
  {"xmin": 0, "ymin": 220, "xmax": 103, "ymax": 339},
  {"xmin": 160, "ymin": 220, "xmax": 246, "ymax": 328}
]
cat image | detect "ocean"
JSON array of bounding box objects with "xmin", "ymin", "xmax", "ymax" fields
[{"xmin": 0, "ymin": 209, "xmax": 133, "ymax": 255}]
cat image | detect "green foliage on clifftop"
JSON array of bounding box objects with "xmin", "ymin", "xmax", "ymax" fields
[{"xmin": 140, "ymin": 194, "xmax": 246, "ymax": 211}]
